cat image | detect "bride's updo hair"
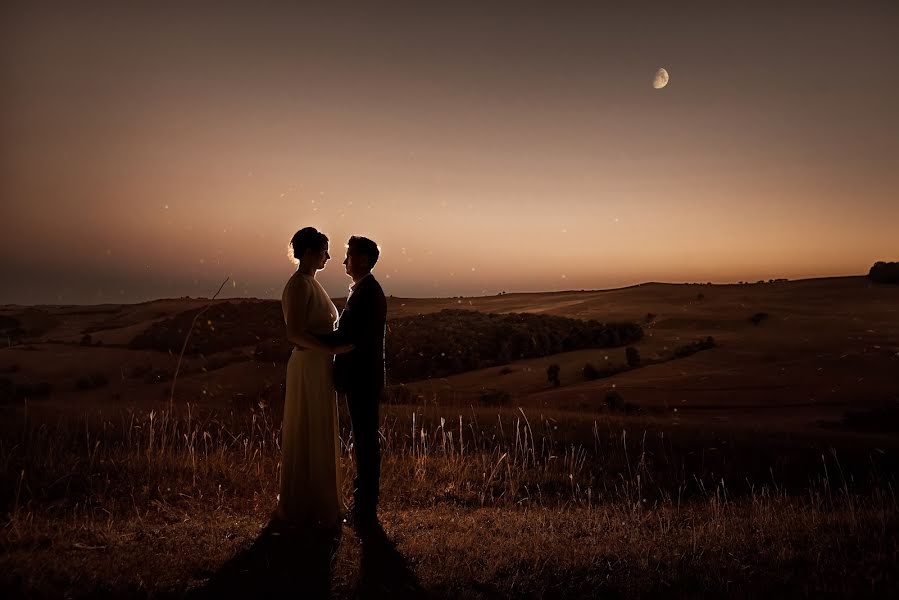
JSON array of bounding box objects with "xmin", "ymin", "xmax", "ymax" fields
[{"xmin": 288, "ymin": 227, "xmax": 329, "ymax": 264}]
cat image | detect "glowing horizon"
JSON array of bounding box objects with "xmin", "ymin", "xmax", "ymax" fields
[{"xmin": 2, "ymin": 2, "xmax": 897, "ymax": 304}]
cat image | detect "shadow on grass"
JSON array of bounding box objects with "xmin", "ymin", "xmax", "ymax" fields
[
  {"xmin": 193, "ymin": 520, "xmax": 340, "ymax": 599},
  {"xmin": 355, "ymin": 520, "xmax": 423, "ymax": 598},
  {"xmin": 192, "ymin": 518, "xmax": 423, "ymax": 599}
]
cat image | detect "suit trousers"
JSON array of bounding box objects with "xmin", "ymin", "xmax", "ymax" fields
[{"xmin": 346, "ymin": 388, "xmax": 382, "ymax": 515}]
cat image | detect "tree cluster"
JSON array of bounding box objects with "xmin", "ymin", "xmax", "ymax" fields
[
  {"xmin": 132, "ymin": 304, "xmax": 644, "ymax": 386},
  {"xmin": 386, "ymin": 309, "xmax": 643, "ymax": 383},
  {"xmin": 749, "ymin": 312, "xmax": 769, "ymax": 326},
  {"xmin": 130, "ymin": 301, "xmax": 284, "ymax": 354},
  {"xmin": 868, "ymin": 261, "xmax": 899, "ymax": 284}
]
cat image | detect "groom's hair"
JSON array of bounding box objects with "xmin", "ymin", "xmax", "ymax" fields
[
  {"xmin": 347, "ymin": 236, "xmax": 380, "ymax": 270},
  {"xmin": 288, "ymin": 227, "xmax": 328, "ymax": 263}
]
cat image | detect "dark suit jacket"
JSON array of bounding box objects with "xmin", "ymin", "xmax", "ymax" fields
[{"xmin": 320, "ymin": 273, "xmax": 387, "ymax": 395}]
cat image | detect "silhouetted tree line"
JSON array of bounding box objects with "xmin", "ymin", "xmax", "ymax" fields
[
  {"xmin": 386, "ymin": 309, "xmax": 642, "ymax": 383},
  {"xmin": 131, "ymin": 304, "xmax": 643, "ymax": 384},
  {"xmin": 130, "ymin": 301, "xmax": 285, "ymax": 355},
  {"xmin": 868, "ymin": 261, "xmax": 899, "ymax": 284}
]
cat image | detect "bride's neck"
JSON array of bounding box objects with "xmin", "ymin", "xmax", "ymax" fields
[{"xmin": 297, "ymin": 264, "xmax": 316, "ymax": 277}]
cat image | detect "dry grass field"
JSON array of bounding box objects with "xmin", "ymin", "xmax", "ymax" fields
[{"xmin": 2, "ymin": 276, "xmax": 898, "ymax": 597}]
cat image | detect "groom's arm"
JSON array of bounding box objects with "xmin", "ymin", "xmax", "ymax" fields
[
  {"xmin": 317, "ymin": 328, "xmax": 346, "ymax": 346},
  {"xmin": 317, "ymin": 287, "xmax": 368, "ymax": 346},
  {"xmin": 316, "ymin": 308, "xmax": 351, "ymax": 346}
]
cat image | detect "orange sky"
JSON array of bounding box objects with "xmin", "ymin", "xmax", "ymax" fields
[{"xmin": 2, "ymin": 2, "xmax": 897, "ymax": 304}]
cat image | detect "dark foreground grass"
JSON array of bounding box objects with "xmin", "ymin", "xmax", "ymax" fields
[
  {"xmin": 4, "ymin": 500, "xmax": 896, "ymax": 598},
  {"xmin": 1, "ymin": 404, "xmax": 897, "ymax": 598}
]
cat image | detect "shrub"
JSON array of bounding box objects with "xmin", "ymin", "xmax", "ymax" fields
[
  {"xmin": 749, "ymin": 312, "xmax": 769, "ymax": 326},
  {"xmin": 673, "ymin": 336, "xmax": 716, "ymax": 358},
  {"xmin": 582, "ymin": 362, "xmax": 600, "ymax": 380},
  {"xmin": 601, "ymin": 391, "xmax": 639, "ymax": 414},
  {"xmin": 625, "ymin": 346, "xmax": 641, "ymax": 367},
  {"xmin": 0, "ymin": 316, "xmax": 24, "ymax": 345},
  {"xmin": 604, "ymin": 391, "xmax": 623, "ymax": 411},
  {"xmin": 0, "ymin": 315, "xmax": 21, "ymax": 331},
  {"xmin": 80, "ymin": 334, "xmax": 93, "ymax": 346},
  {"xmin": 479, "ymin": 388, "xmax": 512, "ymax": 406},
  {"xmin": 498, "ymin": 366, "xmax": 514, "ymax": 375},
  {"xmin": 547, "ymin": 364, "xmax": 561, "ymax": 388},
  {"xmin": 868, "ymin": 261, "xmax": 899, "ymax": 284}
]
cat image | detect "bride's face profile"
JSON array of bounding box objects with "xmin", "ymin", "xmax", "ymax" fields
[
  {"xmin": 300, "ymin": 242, "xmax": 330, "ymax": 272},
  {"xmin": 315, "ymin": 243, "xmax": 331, "ymax": 271}
]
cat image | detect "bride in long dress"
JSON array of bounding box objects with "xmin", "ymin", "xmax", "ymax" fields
[{"xmin": 275, "ymin": 227, "xmax": 352, "ymax": 527}]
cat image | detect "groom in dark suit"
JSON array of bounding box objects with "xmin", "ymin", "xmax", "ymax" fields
[{"xmin": 320, "ymin": 236, "xmax": 387, "ymax": 527}]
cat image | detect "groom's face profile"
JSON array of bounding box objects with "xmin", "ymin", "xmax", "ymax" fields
[{"xmin": 343, "ymin": 249, "xmax": 369, "ymax": 280}]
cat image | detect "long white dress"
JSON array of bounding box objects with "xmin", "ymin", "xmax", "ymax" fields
[{"xmin": 276, "ymin": 271, "xmax": 342, "ymax": 525}]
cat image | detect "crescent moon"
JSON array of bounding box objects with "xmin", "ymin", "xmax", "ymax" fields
[{"xmin": 653, "ymin": 67, "xmax": 669, "ymax": 89}]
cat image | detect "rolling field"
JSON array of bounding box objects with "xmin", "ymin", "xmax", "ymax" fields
[{"xmin": 1, "ymin": 276, "xmax": 898, "ymax": 597}]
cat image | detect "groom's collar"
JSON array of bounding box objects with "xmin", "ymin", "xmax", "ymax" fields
[{"xmin": 350, "ymin": 271, "xmax": 372, "ymax": 292}]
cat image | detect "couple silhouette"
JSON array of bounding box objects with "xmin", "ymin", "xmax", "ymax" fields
[
  {"xmin": 198, "ymin": 227, "xmax": 419, "ymax": 598},
  {"xmin": 274, "ymin": 228, "xmax": 387, "ymax": 532}
]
